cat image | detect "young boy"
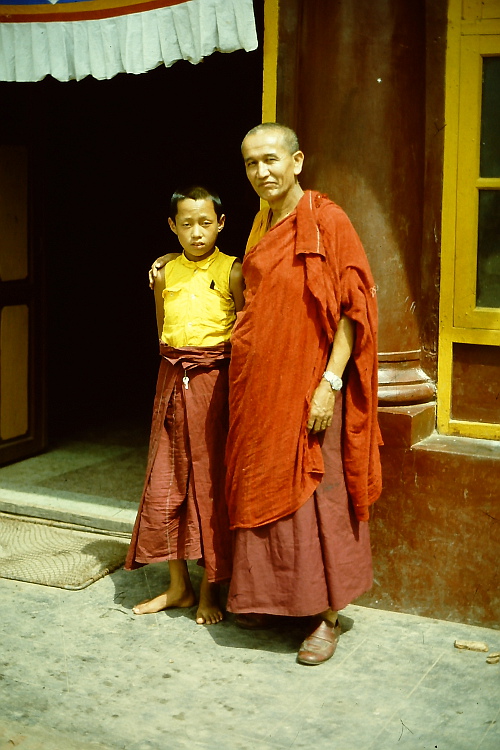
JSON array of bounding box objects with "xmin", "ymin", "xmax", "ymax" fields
[{"xmin": 125, "ymin": 186, "xmax": 244, "ymax": 625}]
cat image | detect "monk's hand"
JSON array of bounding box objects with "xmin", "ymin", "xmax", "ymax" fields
[
  {"xmin": 149, "ymin": 255, "xmax": 170, "ymax": 289},
  {"xmin": 307, "ymin": 380, "xmax": 336, "ymax": 434}
]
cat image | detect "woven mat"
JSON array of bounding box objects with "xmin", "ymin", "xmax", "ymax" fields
[{"xmin": 0, "ymin": 515, "xmax": 129, "ymax": 590}]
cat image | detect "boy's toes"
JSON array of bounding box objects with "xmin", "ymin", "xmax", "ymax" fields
[{"xmin": 196, "ymin": 608, "xmax": 224, "ymax": 625}]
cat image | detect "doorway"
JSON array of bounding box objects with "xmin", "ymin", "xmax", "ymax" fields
[{"xmin": 0, "ymin": 40, "xmax": 263, "ymax": 507}]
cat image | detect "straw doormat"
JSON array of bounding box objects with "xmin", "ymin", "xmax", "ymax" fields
[{"xmin": 0, "ymin": 514, "xmax": 129, "ymax": 590}]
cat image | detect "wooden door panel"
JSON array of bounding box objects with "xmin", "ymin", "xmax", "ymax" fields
[{"xmin": 0, "ymin": 144, "xmax": 46, "ymax": 465}]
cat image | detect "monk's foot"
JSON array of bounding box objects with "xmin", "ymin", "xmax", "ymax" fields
[
  {"xmin": 234, "ymin": 613, "xmax": 272, "ymax": 630},
  {"xmin": 297, "ymin": 616, "xmax": 342, "ymax": 666},
  {"xmin": 196, "ymin": 577, "xmax": 223, "ymax": 625},
  {"xmin": 132, "ymin": 587, "xmax": 196, "ymax": 615},
  {"xmin": 321, "ymin": 608, "xmax": 339, "ymax": 627}
]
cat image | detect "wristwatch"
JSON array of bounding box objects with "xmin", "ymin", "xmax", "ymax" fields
[{"xmin": 322, "ymin": 371, "xmax": 343, "ymax": 391}]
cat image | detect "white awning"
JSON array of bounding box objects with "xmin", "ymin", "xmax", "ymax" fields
[{"xmin": 0, "ymin": 0, "xmax": 258, "ymax": 82}]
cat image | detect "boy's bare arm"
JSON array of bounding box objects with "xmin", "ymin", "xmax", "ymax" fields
[
  {"xmin": 149, "ymin": 253, "xmax": 180, "ymax": 289},
  {"xmin": 229, "ymin": 260, "xmax": 245, "ymax": 313},
  {"xmin": 153, "ymin": 252, "xmax": 181, "ymax": 337},
  {"xmin": 153, "ymin": 266, "xmax": 167, "ymax": 338}
]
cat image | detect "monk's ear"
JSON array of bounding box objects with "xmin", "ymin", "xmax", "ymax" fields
[
  {"xmin": 168, "ymin": 217, "xmax": 178, "ymax": 236},
  {"xmin": 293, "ymin": 150, "xmax": 304, "ymax": 177},
  {"xmin": 217, "ymin": 214, "xmax": 226, "ymax": 232}
]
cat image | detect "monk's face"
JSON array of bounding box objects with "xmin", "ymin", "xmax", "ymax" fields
[{"xmin": 242, "ymin": 130, "xmax": 304, "ymax": 205}]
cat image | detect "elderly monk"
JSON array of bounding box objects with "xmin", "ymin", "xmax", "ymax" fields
[
  {"xmin": 224, "ymin": 123, "xmax": 381, "ymax": 665},
  {"xmin": 150, "ymin": 123, "xmax": 382, "ymax": 665}
]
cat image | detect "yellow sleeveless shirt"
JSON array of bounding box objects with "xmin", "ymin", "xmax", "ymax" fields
[{"xmin": 161, "ymin": 248, "xmax": 237, "ymax": 347}]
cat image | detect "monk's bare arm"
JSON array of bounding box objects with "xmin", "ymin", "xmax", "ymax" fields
[
  {"xmin": 229, "ymin": 260, "xmax": 245, "ymax": 313},
  {"xmin": 325, "ymin": 314, "xmax": 355, "ymax": 378},
  {"xmin": 149, "ymin": 252, "xmax": 180, "ymax": 289},
  {"xmin": 307, "ymin": 315, "xmax": 355, "ymax": 434}
]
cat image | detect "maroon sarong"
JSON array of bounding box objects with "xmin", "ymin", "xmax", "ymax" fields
[{"xmin": 125, "ymin": 343, "xmax": 232, "ymax": 583}]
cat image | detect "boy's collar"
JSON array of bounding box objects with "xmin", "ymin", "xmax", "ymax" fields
[{"xmin": 180, "ymin": 246, "xmax": 219, "ymax": 269}]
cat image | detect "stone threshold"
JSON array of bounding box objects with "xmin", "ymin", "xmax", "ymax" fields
[{"xmin": 0, "ymin": 485, "xmax": 135, "ymax": 535}]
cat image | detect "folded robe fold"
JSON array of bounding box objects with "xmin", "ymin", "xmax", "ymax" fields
[{"xmin": 225, "ymin": 190, "xmax": 382, "ymax": 529}]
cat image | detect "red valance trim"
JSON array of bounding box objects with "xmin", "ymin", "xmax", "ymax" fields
[{"xmin": 0, "ymin": 0, "xmax": 187, "ymax": 23}]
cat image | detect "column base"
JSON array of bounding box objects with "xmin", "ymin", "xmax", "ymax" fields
[
  {"xmin": 378, "ymin": 402, "xmax": 436, "ymax": 448},
  {"xmin": 378, "ymin": 350, "xmax": 435, "ymax": 406}
]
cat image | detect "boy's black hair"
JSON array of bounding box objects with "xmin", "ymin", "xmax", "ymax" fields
[{"xmin": 169, "ymin": 186, "xmax": 223, "ymax": 221}]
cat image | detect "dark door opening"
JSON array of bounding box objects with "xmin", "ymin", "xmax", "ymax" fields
[
  {"xmin": 1, "ymin": 42, "xmax": 262, "ymax": 455},
  {"xmin": 44, "ymin": 50, "xmax": 262, "ymax": 443}
]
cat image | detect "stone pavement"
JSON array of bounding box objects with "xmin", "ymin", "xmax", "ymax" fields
[
  {"xmin": 1, "ymin": 557, "xmax": 499, "ymax": 750},
  {"xmin": 0, "ymin": 434, "xmax": 499, "ymax": 749}
]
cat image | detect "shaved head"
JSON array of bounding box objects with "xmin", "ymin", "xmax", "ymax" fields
[{"xmin": 242, "ymin": 123, "xmax": 300, "ymax": 155}]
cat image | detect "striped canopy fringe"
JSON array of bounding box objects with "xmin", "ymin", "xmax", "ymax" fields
[{"xmin": 0, "ymin": 0, "xmax": 258, "ymax": 82}]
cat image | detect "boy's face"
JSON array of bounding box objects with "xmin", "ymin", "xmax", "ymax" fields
[{"xmin": 168, "ymin": 198, "xmax": 225, "ymax": 262}]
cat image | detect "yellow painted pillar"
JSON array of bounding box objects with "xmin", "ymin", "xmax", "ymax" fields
[{"xmin": 262, "ymin": 0, "xmax": 279, "ymax": 123}]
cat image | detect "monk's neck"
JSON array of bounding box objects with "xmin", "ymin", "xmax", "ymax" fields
[{"xmin": 269, "ymin": 185, "xmax": 304, "ymax": 227}]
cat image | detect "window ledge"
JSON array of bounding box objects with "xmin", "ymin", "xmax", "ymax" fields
[{"xmin": 414, "ymin": 432, "xmax": 500, "ymax": 458}]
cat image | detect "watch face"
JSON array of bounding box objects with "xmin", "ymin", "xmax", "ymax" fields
[{"xmin": 324, "ymin": 372, "xmax": 342, "ymax": 390}]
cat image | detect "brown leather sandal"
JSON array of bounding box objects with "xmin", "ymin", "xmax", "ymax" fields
[{"xmin": 297, "ymin": 618, "xmax": 342, "ymax": 665}]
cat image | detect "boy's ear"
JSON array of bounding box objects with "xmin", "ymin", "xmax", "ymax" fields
[
  {"xmin": 217, "ymin": 214, "xmax": 226, "ymax": 232},
  {"xmin": 168, "ymin": 217, "xmax": 178, "ymax": 235}
]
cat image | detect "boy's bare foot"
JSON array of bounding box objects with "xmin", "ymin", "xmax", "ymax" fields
[
  {"xmin": 131, "ymin": 562, "xmax": 223, "ymax": 621},
  {"xmin": 133, "ymin": 562, "xmax": 196, "ymax": 615},
  {"xmin": 196, "ymin": 574, "xmax": 223, "ymax": 625},
  {"xmin": 132, "ymin": 586, "xmax": 196, "ymax": 615}
]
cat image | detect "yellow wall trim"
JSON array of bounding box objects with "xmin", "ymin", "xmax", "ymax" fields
[
  {"xmin": 262, "ymin": 0, "xmax": 279, "ymax": 123},
  {"xmin": 439, "ymin": 0, "xmax": 500, "ymax": 439}
]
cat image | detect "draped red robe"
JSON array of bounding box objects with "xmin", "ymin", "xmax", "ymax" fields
[{"xmin": 226, "ymin": 190, "xmax": 382, "ymax": 530}]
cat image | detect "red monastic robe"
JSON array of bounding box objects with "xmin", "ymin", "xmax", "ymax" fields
[{"xmin": 226, "ymin": 190, "xmax": 382, "ymax": 530}]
